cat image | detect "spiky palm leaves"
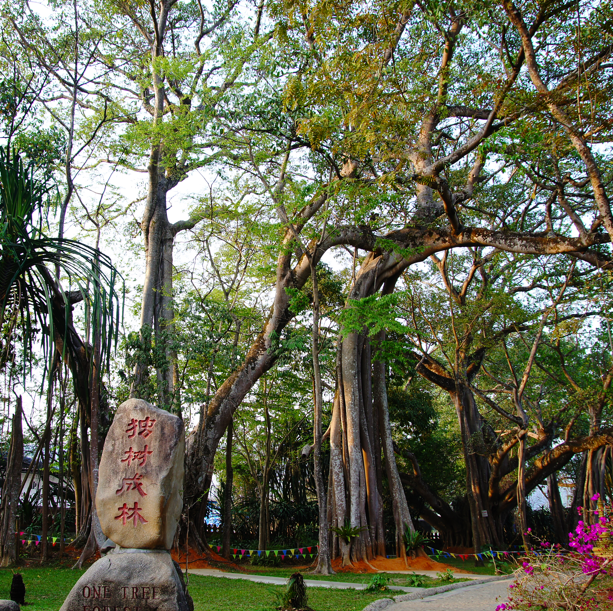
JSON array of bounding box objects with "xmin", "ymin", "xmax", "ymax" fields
[{"xmin": 0, "ymin": 145, "xmax": 121, "ymax": 382}]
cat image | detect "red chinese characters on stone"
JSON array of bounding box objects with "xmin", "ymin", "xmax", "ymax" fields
[
  {"xmin": 114, "ymin": 502, "xmax": 148, "ymax": 526},
  {"xmin": 116, "ymin": 473, "xmax": 147, "ymax": 497},
  {"xmin": 125, "ymin": 417, "xmax": 156, "ymax": 439},
  {"xmin": 121, "ymin": 446, "xmax": 153, "ymax": 468}
]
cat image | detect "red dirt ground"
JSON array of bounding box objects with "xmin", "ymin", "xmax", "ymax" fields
[
  {"xmin": 22, "ymin": 543, "xmax": 470, "ymax": 576},
  {"xmin": 172, "ymin": 545, "xmax": 241, "ymax": 570},
  {"xmin": 331, "ymin": 555, "xmax": 470, "ymax": 574}
]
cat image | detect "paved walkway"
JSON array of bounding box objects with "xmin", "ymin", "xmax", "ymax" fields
[
  {"xmin": 187, "ymin": 568, "xmax": 498, "ymax": 594},
  {"xmin": 385, "ymin": 578, "xmax": 513, "ymax": 611},
  {"xmin": 187, "ymin": 568, "xmax": 420, "ymax": 592}
]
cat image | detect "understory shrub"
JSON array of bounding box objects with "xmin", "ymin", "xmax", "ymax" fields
[
  {"xmin": 251, "ymin": 553, "xmax": 281, "ymax": 567},
  {"xmin": 364, "ymin": 574, "xmax": 389, "ymax": 592}
]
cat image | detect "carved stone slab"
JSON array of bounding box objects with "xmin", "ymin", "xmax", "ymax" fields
[
  {"xmin": 59, "ymin": 549, "xmax": 193, "ymax": 611},
  {"xmin": 96, "ymin": 399, "xmax": 184, "ymax": 550}
]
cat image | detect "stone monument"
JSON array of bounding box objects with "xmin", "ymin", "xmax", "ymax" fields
[{"xmin": 60, "ymin": 399, "xmax": 193, "ymax": 611}]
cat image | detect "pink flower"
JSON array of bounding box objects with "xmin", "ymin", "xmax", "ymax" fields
[{"xmin": 590, "ymin": 493, "xmax": 600, "ymax": 502}]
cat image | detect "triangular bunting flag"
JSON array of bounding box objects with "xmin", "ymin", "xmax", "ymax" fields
[
  {"xmin": 299, "ymin": 548, "xmax": 303, "ymax": 553},
  {"xmin": 307, "ymin": 547, "xmax": 312, "ymax": 553}
]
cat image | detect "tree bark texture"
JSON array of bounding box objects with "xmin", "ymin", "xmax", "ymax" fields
[
  {"xmin": 0, "ymin": 397, "xmax": 23, "ymax": 567},
  {"xmin": 222, "ymin": 419, "xmax": 234, "ymax": 559},
  {"xmin": 311, "ymin": 261, "xmax": 333, "ymax": 574}
]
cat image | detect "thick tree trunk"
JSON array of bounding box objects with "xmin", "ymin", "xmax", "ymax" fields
[
  {"xmin": 0, "ymin": 397, "xmax": 23, "ymax": 567},
  {"xmin": 452, "ymin": 385, "xmax": 503, "ymax": 551},
  {"xmin": 341, "ymin": 331, "xmax": 368, "ymax": 561},
  {"xmin": 132, "ymin": 174, "xmax": 177, "ymax": 410}
]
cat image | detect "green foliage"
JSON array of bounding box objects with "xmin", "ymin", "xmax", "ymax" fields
[
  {"xmin": 364, "ymin": 574, "xmax": 389, "ymax": 593},
  {"xmin": 406, "ymin": 573, "xmax": 427, "ymax": 588},
  {"xmin": 251, "ymin": 553, "xmax": 281, "ymax": 568},
  {"xmin": 330, "ymin": 520, "xmax": 367, "ymax": 544},
  {"xmin": 0, "ymin": 146, "xmax": 122, "ymax": 381},
  {"xmin": 340, "ymin": 293, "xmax": 411, "ymax": 338},
  {"xmin": 387, "ymin": 387, "xmax": 437, "ymax": 436},
  {"xmin": 402, "ymin": 528, "xmax": 429, "ymax": 552},
  {"xmin": 435, "ymin": 569, "xmax": 455, "ymax": 584}
]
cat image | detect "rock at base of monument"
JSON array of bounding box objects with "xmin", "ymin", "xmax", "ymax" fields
[
  {"xmin": 0, "ymin": 601, "xmax": 19, "ymax": 611},
  {"xmin": 60, "ymin": 549, "xmax": 194, "ymax": 611}
]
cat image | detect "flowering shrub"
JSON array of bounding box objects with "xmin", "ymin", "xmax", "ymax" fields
[{"xmin": 496, "ymin": 496, "xmax": 613, "ymax": 610}]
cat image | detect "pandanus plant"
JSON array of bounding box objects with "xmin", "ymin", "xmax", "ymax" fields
[{"xmin": 0, "ymin": 145, "xmax": 121, "ymax": 382}]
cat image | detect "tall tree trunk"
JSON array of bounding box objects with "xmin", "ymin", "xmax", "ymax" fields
[
  {"xmin": 311, "ymin": 261, "xmax": 332, "ymax": 574},
  {"xmin": 130, "ymin": 1, "xmax": 189, "ymax": 413},
  {"xmin": 517, "ymin": 432, "xmax": 529, "ymax": 548},
  {"xmin": 329, "ymin": 387, "xmax": 350, "ymax": 565},
  {"xmin": 258, "ymin": 382, "xmax": 272, "ymax": 552},
  {"xmin": 373, "ymin": 332, "xmax": 413, "ymax": 560},
  {"xmin": 222, "ymin": 419, "xmax": 233, "ymax": 559},
  {"xmin": 59, "ymin": 376, "xmax": 67, "ymax": 558},
  {"xmin": 0, "ymin": 397, "xmax": 23, "ymax": 567},
  {"xmin": 452, "ymin": 385, "xmax": 502, "ymax": 551},
  {"xmin": 42, "ymin": 355, "xmax": 61, "ymax": 562},
  {"xmin": 69, "ymin": 419, "xmax": 82, "ymax": 536},
  {"xmin": 41, "ymin": 371, "xmax": 53, "ymax": 563},
  {"xmin": 547, "ymin": 472, "xmax": 567, "ymax": 544}
]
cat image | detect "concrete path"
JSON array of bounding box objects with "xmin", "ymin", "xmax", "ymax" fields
[
  {"xmin": 383, "ymin": 578, "xmax": 513, "ymax": 611},
  {"xmin": 187, "ymin": 568, "xmax": 422, "ymax": 592},
  {"xmin": 376, "ymin": 571, "xmax": 487, "ymax": 580}
]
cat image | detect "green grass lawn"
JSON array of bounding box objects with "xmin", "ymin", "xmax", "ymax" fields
[
  {"xmin": 188, "ymin": 575, "xmax": 396, "ymax": 611},
  {"xmin": 0, "ymin": 566, "xmax": 395, "ymax": 611},
  {"xmin": 0, "ymin": 567, "xmax": 87, "ymax": 610}
]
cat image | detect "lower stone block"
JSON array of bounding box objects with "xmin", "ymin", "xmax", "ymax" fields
[{"xmin": 60, "ymin": 549, "xmax": 193, "ymax": 611}]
